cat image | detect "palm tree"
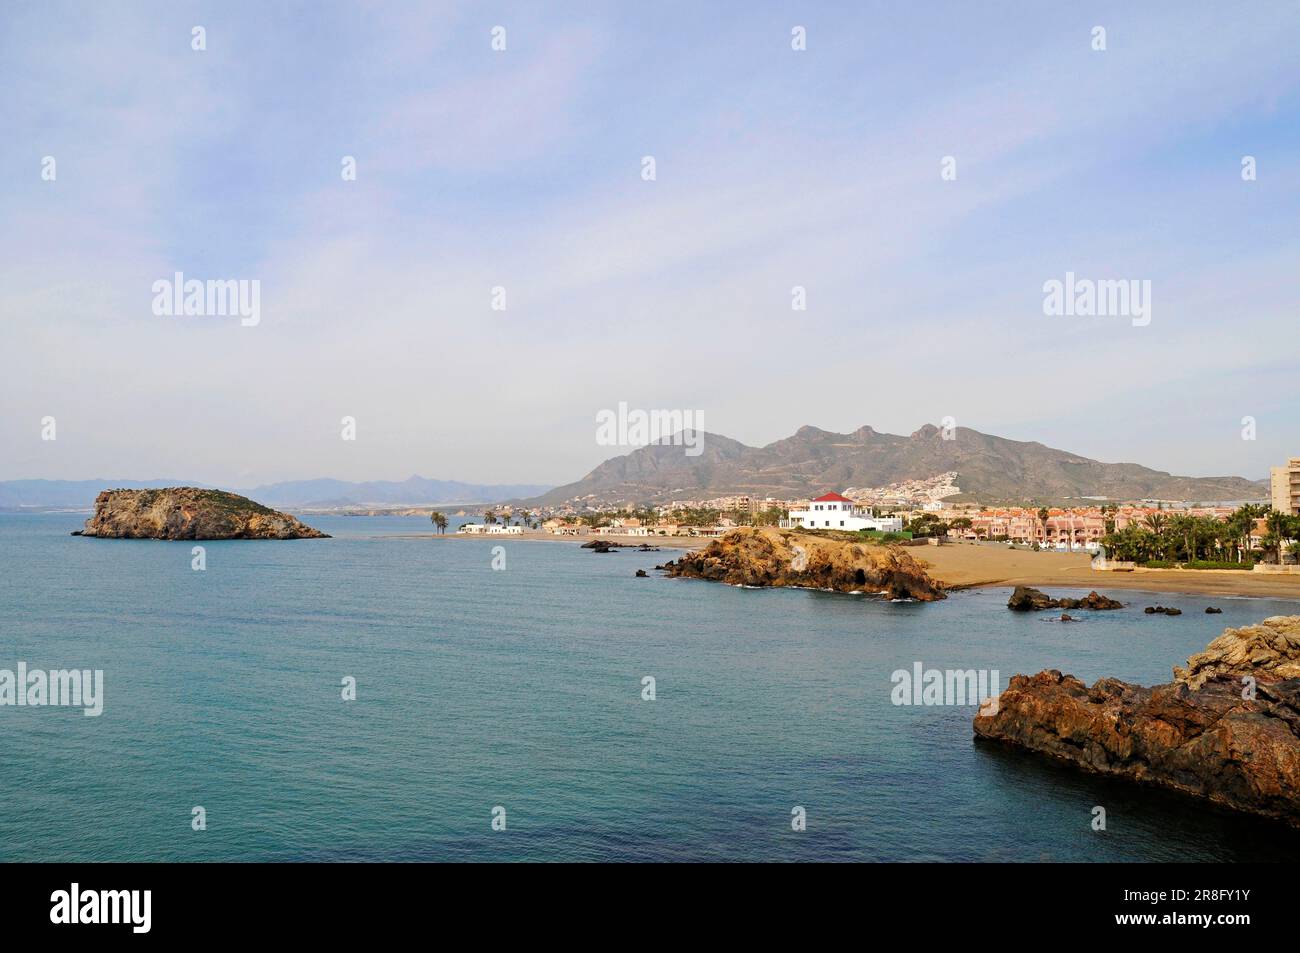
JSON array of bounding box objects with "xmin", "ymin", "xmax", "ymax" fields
[
  {"xmin": 1265, "ymin": 510, "xmax": 1293, "ymax": 564},
  {"xmin": 1036, "ymin": 507, "xmax": 1050, "ymax": 545},
  {"xmin": 484, "ymin": 510, "xmax": 497, "ymax": 526},
  {"xmin": 430, "ymin": 511, "xmax": 448, "ymax": 534},
  {"xmin": 1168, "ymin": 514, "xmax": 1195, "ymax": 564},
  {"xmin": 1142, "ymin": 511, "xmax": 1168, "ymax": 559}
]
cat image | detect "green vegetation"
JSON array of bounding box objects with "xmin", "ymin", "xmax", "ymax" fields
[
  {"xmin": 905, "ymin": 512, "xmax": 949, "ymax": 538},
  {"xmin": 195, "ymin": 489, "xmax": 276, "ymax": 516},
  {"xmin": 1100, "ymin": 504, "xmax": 1296, "ymax": 567}
]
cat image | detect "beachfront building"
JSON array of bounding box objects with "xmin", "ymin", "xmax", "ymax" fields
[
  {"xmin": 1272, "ymin": 457, "xmax": 1300, "ymax": 515},
  {"xmin": 458, "ymin": 523, "xmax": 523, "ymax": 535},
  {"xmin": 784, "ymin": 492, "xmax": 905, "ymax": 532},
  {"xmin": 547, "ymin": 522, "xmax": 589, "ymax": 536}
]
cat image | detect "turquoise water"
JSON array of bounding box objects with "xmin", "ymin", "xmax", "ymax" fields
[{"xmin": 2, "ymin": 513, "xmax": 1298, "ymax": 862}]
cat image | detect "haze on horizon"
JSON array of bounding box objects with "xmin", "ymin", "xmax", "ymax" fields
[{"xmin": 3, "ymin": 1, "xmax": 1298, "ymax": 489}]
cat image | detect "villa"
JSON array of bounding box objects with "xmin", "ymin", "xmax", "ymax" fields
[
  {"xmin": 458, "ymin": 523, "xmax": 523, "ymax": 535},
  {"xmin": 784, "ymin": 492, "xmax": 905, "ymax": 532}
]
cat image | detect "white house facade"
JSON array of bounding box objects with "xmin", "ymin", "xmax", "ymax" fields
[
  {"xmin": 459, "ymin": 523, "xmax": 523, "ymax": 535},
  {"xmin": 784, "ymin": 492, "xmax": 904, "ymax": 532}
]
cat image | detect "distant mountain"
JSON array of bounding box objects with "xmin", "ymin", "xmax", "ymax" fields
[
  {"xmin": 528, "ymin": 424, "xmax": 1268, "ymax": 505},
  {"xmin": 243, "ymin": 476, "xmax": 552, "ymax": 508},
  {"xmin": 0, "ymin": 475, "xmax": 552, "ymax": 511},
  {"xmin": 0, "ymin": 479, "xmax": 210, "ymax": 510}
]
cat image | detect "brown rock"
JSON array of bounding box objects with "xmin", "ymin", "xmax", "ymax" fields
[
  {"xmin": 1174, "ymin": 616, "xmax": 1300, "ymax": 689},
  {"xmin": 76, "ymin": 488, "xmax": 328, "ymax": 540},
  {"xmin": 974, "ymin": 616, "xmax": 1300, "ymax": 827},
  {"xmin": 1008, "ymin": 586, "xmax": 1122, "ymax": 611},
  {"xmin": 663, "ymin": 527, "xmax": 945, "ymax": 601}
]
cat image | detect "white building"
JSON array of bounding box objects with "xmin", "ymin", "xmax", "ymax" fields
[
  {"xmin": 784, "ymin": 492, "xmax": 905, "ymax": 532},
  {"xmin": 459, "ymin": 523, "xmax": 523, "ymax": 535}
]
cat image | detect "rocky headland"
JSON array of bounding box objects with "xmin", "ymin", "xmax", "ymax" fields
[
  {"xmin": 74, "ymin": 488, "xmax": 329, "ymax": 540},
  {"xmin": 659, "ymin": 526, "xmax": 945, "ymax": 601},
  {"xmin": 974, "ymin": 615, "xmax": 1300, "ymax": 826}
]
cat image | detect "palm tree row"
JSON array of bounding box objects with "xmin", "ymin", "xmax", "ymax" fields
[{"xmin": 1101, "ymin": 504, "xmax": 1295, "ymax": 565}]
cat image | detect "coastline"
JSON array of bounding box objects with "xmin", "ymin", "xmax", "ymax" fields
[
  {"xmin": 383, "ymin": 530, "xmax": 709, "ymax": 550},
  {"xmin": 406, "ymin": 532, "xmax": 1300, "ymax": 597},
  {"xmin": 915, "ymin": 542, "xmax": 1300, "ymax": 599}
]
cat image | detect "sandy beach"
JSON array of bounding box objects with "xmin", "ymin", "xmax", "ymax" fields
[
  {"xmin": 409, "ymin": 531, "xmax": 1300, "ymax": 598},
  {"xmin": 913, "ymin": 541, "xmax": 1300, "ymax": 599}
]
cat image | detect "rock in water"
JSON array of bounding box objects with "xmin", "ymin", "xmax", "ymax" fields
[
  {"xmin": 76, "ymin": 488, "xmax": 329, "ymax": 540},
  {"xmin": 1007, "ymin": 586, "xmax": 1122, "ymax": 611},
  {"xmin": 1006, "ymin": 586, "xmax": 1057, "ymax": 610},
  {"xmin": 974, "ymin": 615, "xmax": 1300, "ymax": 827},
  {"xmin": 663, "ymin": 526, "xmax": 945, "ymax": 601}
]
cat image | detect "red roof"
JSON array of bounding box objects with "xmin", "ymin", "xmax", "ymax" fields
[{"xmin": 813, "ymin": 492, "xmax": 855, "ymax": 503}]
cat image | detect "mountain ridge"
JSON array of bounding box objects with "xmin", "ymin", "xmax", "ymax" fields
[{"xmin": 527, "ymin": 423, "xmax": 1268, "ymax": 506}]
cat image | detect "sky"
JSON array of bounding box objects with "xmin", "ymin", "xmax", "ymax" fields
[{"xmin": 2, "ymin": 1, "xmax": 1298, "ymax": 488}]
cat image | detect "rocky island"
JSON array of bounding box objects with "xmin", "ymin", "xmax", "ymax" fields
[
  {"xmin": 74, "ymin": 488, "xmax": 329, "ymax": 540},
  {"xmin": 974, "ymin": 615, "xmax": 1300, "ymax": 827},
  {"xmin": 659, "ymin": 526, "xmax": 945, "ymax": 601}
]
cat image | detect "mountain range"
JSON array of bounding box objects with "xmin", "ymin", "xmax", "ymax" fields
[
  {"xmin": 527, "ymin": 424, "xmax": 1268, "ymax": 506},
  {"xmin": 0, "ymin": 476, "xmax": 553, "ymax": 511},
  {"xmin": 3, "ymin": 424, "xmax": 1269, "ymax": 511}
]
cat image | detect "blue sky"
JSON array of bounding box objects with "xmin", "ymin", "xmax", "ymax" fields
[{"xmin": 2, "ymin": 1, "xmax": 1298, "ymax": 487}]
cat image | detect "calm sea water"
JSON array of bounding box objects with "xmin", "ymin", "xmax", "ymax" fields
[{"xmin": 2, "ymin": 512, "xmax": 1298, "ymax": 862}]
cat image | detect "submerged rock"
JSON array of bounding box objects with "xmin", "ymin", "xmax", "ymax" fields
[
  {"xmin": 634, "ymin": 569, "xmax": 648, "ymax": 578},
  {"xmin": 76, "ymin": 488, "xmax": 328, "ymax": 540},
  {"xmin": 974, "ymin": 615, "xmax": 1300, "ymax": 827},
  {"xmin": 1206, "ymin": 607, "xmax": 1223, "ymax": 614},
  {"xmin": 662, "ymin": 526, "xmax": 945, "ymax": 601}
]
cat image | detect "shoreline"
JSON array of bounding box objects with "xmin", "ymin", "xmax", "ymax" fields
[
  {"xmin": 380, "ymin": 530, "xmax": 708, "ymax": 550},
  {"xmin": 914, "ymin": 542, "xmax": 1300, "ymax": 600},
  {"xmin": 400, "ymin": 531, "xmax": 1300, "ymax": 599}
]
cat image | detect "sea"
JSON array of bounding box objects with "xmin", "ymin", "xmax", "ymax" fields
[{"xmin": 2, "ymin": 513, "xmax": 1298, "ymax": 862}]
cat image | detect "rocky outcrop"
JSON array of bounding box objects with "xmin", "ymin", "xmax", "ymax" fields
[
  {"xmin": 660, "ymin": 527, "xmax": 945, "ymax": 601},
  {"xmin": 1144, "ymin": 605, "xmax": 1182, "ymax": 616},
  {"xmin": 1006, "ymin": 586, "xmax": 1123, "ymax": 611},
  {"xmin": 1174, "ymin": 615, "xmax": 1300, "ymax": 689},
  {"xmin": 974, "ymin": 616, "xmax": 1300, "ymax": 827},
  {"xmin": 75, "ymin": 488, "xmax": 328, "ymax": 540}
]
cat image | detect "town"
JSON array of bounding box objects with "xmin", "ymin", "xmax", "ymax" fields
[{"xmin": 441, "ymin": 455, "xmax": 1300, "ymax": 570}]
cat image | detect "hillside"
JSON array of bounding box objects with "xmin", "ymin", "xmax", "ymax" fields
[{"xmin": 529, "ymin": 424, "xmax": 1266, "ymax": 506}]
